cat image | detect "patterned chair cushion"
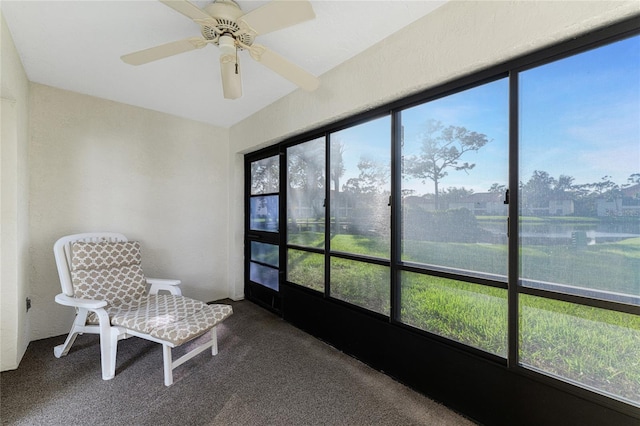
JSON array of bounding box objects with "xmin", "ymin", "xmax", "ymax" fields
[
  {"xmin": 70, "ymin": 241, "xmax": 146, "ymax": 309},
  {"xmin": 109, "ymin": 295, "xmax": 233, "ymax": 346}
]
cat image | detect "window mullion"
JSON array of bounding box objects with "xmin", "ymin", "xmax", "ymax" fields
[{"xmin": 507, "ymin": 70, "xmax": 520, "ymax": 368}]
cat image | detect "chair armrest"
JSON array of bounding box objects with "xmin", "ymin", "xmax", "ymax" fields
[
  {"xmin": 55, "ymin": 293, "xmax": 107, "ymax": 309},
  {"xmin": 147, "ymin": 278, "xmax": 182, "ymax": 295}
]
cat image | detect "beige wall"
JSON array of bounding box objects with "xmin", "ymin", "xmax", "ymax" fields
[
  {"xmin": 28, "ymin": 84, "xmax": 230, "ymax": 340},
  {"xmin": 1, "ymin": 12, "xmax": 31, "ymax": 371},
  {"xmin": 228, "ymin": 1, "xmax": 640, "ymax": 297}
]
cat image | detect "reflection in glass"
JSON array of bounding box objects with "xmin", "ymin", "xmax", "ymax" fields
[
  {"xmin": 287, "ymin": 138, "xmax": 326, "ymax": 248},
  {"xmin": 400, "ymin": 271, "xmax": 507, "ymax": 356},
  {"xmin": 287, "ymin": 249, "xmax": 324, "ymax": 292},
  {"xmin": 520, "ymin": 294, "xmax": 640, "ymax": 406},
  {"xmin": 250, "ymin": 262, "xmax": 279, "ymax": 291},
  {"xmin": 250, "ymin": 195, "xmax": 279, "ymax": 232},
  {"xmin": 400, "ymin": 79, "xmax": 509, "ymax": 277},
  {"xmin": 251, "ymin": 155, "xmax": 279, "ymax": 195},
  {"xmin": 330, "ymin": 116, "xmax": 391, "ymax": 259},
  {"xmin": 519, "ymin": 35, "xmax": 640, "ymax": 304},
  {"xmin": 330, "ymin": 258, "xmax": 389, "ymax": 315},
  {"xmin": 251, "ymin": 241, "xmax": 279, "ymax": 267}
]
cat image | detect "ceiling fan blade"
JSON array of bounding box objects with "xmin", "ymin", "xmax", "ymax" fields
[
  {"xmin": 158, "ymin": 0, "xmax": 214, "ymax": 22},
  {"xmin": 238, "ymin": 0, "xmax": 315, "ymax": 36},
  {"xmin": 219, "ymin": 35, "xmax": 242, "ymax": 99},
  {"xmin": 121, "ymin": 38, "xmax": 207, "ymax": 65},
  {"xmin": 249, "ymin": 44, "xmax": 319, "ymax": 91}
]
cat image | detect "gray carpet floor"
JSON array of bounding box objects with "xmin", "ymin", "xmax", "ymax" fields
[{"xmin": 1, "ymin": 300, "xmax": 476, "ymax": 425}]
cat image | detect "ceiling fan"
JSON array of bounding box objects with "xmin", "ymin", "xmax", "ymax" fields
[{"xmin": 121, "ymin": 0, "xmax": 320, "ymax": 99}]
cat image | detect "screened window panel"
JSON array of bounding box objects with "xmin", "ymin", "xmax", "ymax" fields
[
  {"xmin": 400, "ymin": 271, "xmax": 507, "ymax": 357},
  {"xmin": 519, "ymin": 35, "xmax": 640, "ymax": 305},
  {"xmin": 251, "ymin": 155, "xmax": 279, "ymax": 195},
  {"xmin": 287, "ymin": 249, "xmax": 324, "ymax": 292},
  {"xmin": 520, "ymin": 294, "xmax": 640, "ymax": 406},
  {"xmin": 249, "ymin": 262, "xmax": 279, "ymax": 291},
  {"xmin": 250, "ymin": 195, "xmax": 279, "ymax": 232},
  {"xmin": 287, "ymin": 138, "xmax": 326, "ymax": 248},
  {"xmin": 400, "ymin": 79, "xmax": 509, "ymax": 278},
  {"xmin": 330, "ymin": 116, "xmax": 391, "ymax": 259},
  {"xmin": 330, "ymin": 258, "xmax": 389, "ymax": 315}
]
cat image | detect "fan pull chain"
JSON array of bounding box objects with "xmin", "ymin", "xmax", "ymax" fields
[{"xmin": 235, "ymin": 46, "xmax": 239, "ymax": 75}]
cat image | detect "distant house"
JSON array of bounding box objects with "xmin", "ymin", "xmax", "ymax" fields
[
  {"xmin": 548, "ymin": 198, "xmax": 575, "ymax": 216},
  {"xmin": 403, "ymin": 192, "xmax": 507, "ymax": 215},
  {"xmin": 596, "ymin": 184, "xmax": 640, "ymax": 217},
  {"xmin": 621, "ymin": 183, "xmax": 640, "ymax": 199},
  {"xmin": 448, "ymin": 192, "xmax": 507, "ymax": 215}
]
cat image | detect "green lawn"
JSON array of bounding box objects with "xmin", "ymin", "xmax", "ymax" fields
[{"xmin": 285, "ymin": 231, "xmax": 640, "ymax": 404}]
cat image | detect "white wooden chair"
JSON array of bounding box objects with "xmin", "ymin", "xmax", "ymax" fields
[{"xmin": 53, "ymin": 232, "xmax": 232, "ymax": 386}]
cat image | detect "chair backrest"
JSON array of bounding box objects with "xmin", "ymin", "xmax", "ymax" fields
[
  {"xmin": 70, "ymin": 240, "xmax": 147, "ymax": 308},
  {"xmin": 54, "ymin": 233, "xmax": 128, "ymax": 297}
]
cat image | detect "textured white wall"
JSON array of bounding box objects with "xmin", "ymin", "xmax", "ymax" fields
[
  {"xmin": 28, "ymin": 84, "xmax": 230, "ymax": 340},
  {"xmin": 1, "ymin": 12, "xmax": 31, "ymax": 371},
  {"xmin": 227, "ymin": 1, "xmax": 640, "ymax": 297}
]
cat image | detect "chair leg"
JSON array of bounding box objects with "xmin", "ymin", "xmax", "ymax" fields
[
  {"xmin": 163, "ymin": 345, "xmax": 173, "ymax": 386},
  {"xmin": 98, "ymin": 314, "xmax": 119, "ymax": 380},
  {"xmin": 211, "ymin": 327, "xmax": 218, "ymax": 356},
  {"xmin": 53, "ymin": 308, "xmax": 88, "ymax": 358}
]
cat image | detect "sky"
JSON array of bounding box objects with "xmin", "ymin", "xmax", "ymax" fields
[{"xmin": 329, "ymin": 33, "xmax": 639, "ymax": 196}]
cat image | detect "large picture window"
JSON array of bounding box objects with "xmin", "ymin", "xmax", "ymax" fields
[
  {"xmin": 518, "ymin": 34, "xmax": 640, "ymax": 405},
  {"xmin": 400, "ymin": 78, "xmax": 509, "ymax": 277},
  {"xmin": 330, "ymin": 117, "xmax": 391, "ymax": 259},
  {"xmin": 519, "ymin": 35, "xmax": 640, "ymax": 304},
  {"xmin": 244, "ymin": 27, "xmax": 640, "ymax": 412},
  {"xmin": 329, "ymin": 116, "xmax": 391, "ymax": 313}
]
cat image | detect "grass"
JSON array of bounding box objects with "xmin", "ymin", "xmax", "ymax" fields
[
  {"xmin": 520, "ymin": 294, "xmax": 640, "ymax": 402},
  {"xmin": 283, "ymin": 231, "xmax": 640, "ymax": 405}
]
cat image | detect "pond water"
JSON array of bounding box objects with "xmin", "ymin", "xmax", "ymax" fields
[{"xmin": 480, "ymin": 219, "xmax": 640, "ymax": 245}]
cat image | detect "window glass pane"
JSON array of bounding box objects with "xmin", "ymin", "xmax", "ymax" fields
[
  {"xmin": 519, "ymin": 35, "xmax": 640, "ymax": 304},
  {"xmin": 401, "ymin": 79, "xmax": 509, "ymax": 278},
  {"xmin": 250, "ymin": 262, "xmax": 279, "ymax": 291},
  {"xmin": 330, "ymin": 116, "xmax": 391, "ymax": 259},
  {"xmin": 330, "ymin": 258, "xmax": 389, "ymax": 315},
  {"xmin": 287, "ymin": 138, "xmax": 326, "ymax": 247},
  {"xmin": 400, "ymin": 271, "xmax": 507, "ymax": 356},
  {"xmin": 251, "ymin": 155, "xmax": 279, "ymax": 195},
  {"xmin": 251, "ymin": 242, "xmax": 279, "ymax": 267},
  {"xmin": 287, "ymin": 249, "xmax": 324, "ymax": 292},
  {"xmin": 520, "ymin": 294, "xmax": 640, "ymax": 406},
  {"xmin": 250, "ymin": 195, "xmax": 279, "ymax": 232}
]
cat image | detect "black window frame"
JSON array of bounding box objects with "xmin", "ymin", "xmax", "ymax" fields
[{"xmin": 243, "ymin": 16, "xmax": 640, "ymax": 419}]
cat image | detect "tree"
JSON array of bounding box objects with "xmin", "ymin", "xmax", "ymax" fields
[
  {"xmin": 404, "ymin": 119, "xmax": 489, "ymax": 209},
  {"xmin": 342, "ymin": 158, "xmax": 389, "ymax": 195},
  {"xmin": 287, "ymin": 141, "xmax": 325, "ymax": 223},
  {"xmin": 440, "ymin": 187, "xmax": 474, "ymax": 205},
  {"xmin": 330, "ymin": 139, "xmax": 346, "ymax": 193},
  {"xmin": 251, "ymin": 156, "xmax": 279, "ymax": 194},
  {"xmin": 626, "ymin": 173, "xmax": 640, "ymax": 186},
  {"xmin": 488, "ymin": 183, "xmax": 506, "ymax": 194},
  {"xmin": 520, "ymin": 170, "xmax": 556, "ymax": 212}
]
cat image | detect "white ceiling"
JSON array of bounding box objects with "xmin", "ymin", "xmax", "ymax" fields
[{"xmin": 1, "ymin": 0, "xmax": 446, "ymax": 128}]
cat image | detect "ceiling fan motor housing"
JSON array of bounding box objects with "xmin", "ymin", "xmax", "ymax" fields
[{"xmin": 201, "ymin": 0, "xmax": 254, "ymax": 47}]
